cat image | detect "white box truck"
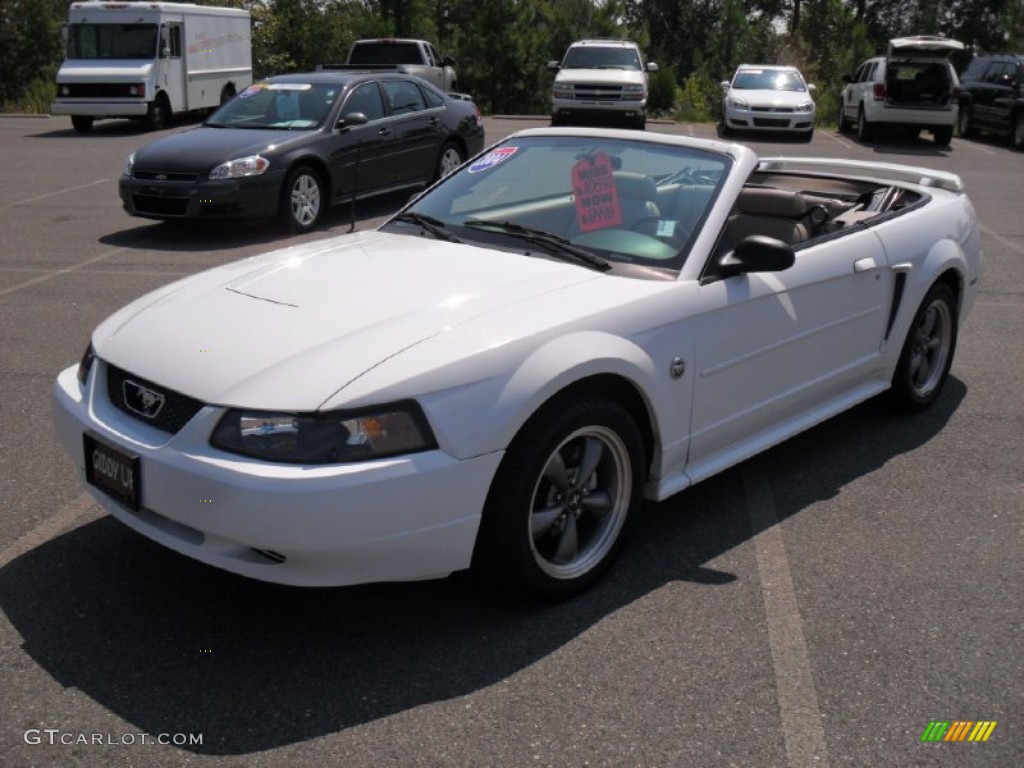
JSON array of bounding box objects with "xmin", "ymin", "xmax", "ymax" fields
[{"xmin": 51, "ymin": 2, "xmax": 252, "ymax": 132}]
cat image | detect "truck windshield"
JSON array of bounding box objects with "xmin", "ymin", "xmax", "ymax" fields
[
  {"xmin": 67, "ymin": 24, "xmax": 158, "ymax": 60},
  {"xmin": 563, "ymin": 47, "xmax": 641, "ymax": 70}
]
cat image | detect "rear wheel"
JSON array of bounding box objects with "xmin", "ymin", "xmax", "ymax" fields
[
  {"xmin": 933, "ymin": 125, "xmax": 953, "ymax": 147},
  {"xmin": 473, "ymin": 395, "xmax": 645, "ymax": 600},
  {"xmin": 280, "ymin": 165, "xmax": 324, "ymax": 233},
  {"xmin": 70, "ymin": 115, "xmax": 93, "ymax": 133},
  {"xmin": 435, "ymin": 140, "xmax": 465, "ymax": 181},
  {"xmin": 889, "ymin": 284, "xmax": 957, "ymax": 411},
  {"xmin": 856, "ymin": 106, "xmax": 874, "ymax": 142}
]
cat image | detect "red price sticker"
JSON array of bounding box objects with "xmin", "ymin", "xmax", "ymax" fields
[{"xmin": 572, "ymin": 152, "xmax": 622, "ymax": 233}]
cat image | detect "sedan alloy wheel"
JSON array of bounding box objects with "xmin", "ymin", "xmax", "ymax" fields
[{"xmin": 284, "ymin": 166, "xmax": 323, "ymax": 232}]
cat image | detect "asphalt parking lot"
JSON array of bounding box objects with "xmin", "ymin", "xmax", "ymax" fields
[{"xmin": 0, "ymin": 113, "xmax": 1020, "ymax": 768}]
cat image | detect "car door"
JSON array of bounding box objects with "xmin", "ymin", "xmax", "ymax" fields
[
  {"xmin": 684, "ymin": 228, "xmax": 893, "ymax": 480},
  {"xmin": 380, "ymin": 79, "xmax": 444, "ymax": 185},
  {"xmin": 989, "ymin": 61, "xmax": 1018, "ymax": 133},
  {"xmin": 326, "ymin": 81, "xmax": 395, "ymax": 198}
]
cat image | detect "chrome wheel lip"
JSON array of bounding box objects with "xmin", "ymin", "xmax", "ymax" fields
[
  {"xmin": 908, "ymin": 298, "xmax": 953, "ymax": 397},
  {"xmin": 289, "ymin": 173, "xmax": 321, "ymax": 227},
  {"xmin": 528, "ymin": 425, "xmax": 631, "ymax": 580}
]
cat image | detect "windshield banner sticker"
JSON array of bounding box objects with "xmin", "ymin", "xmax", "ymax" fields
[
  {"xmin": 468, "ymin": 146, "xmax": 518, "ymax": 173},
  {"xmin": 572, "ymin": 151, "xmax": 622, "ymax": 233}
]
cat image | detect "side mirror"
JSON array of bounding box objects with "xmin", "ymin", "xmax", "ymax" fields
[
  {"xmin": 547, "ymin": 60, "xmax": 560, "ymax": 71},
  {"xmin": 718, "ymin": 235, "xmax": 795, "ymax": 278},
  {"xmin": 443, "ymin": 56, "xmax": 456, "ymax": 67},
  {"xmin": 720, "ymin": 80, "xmax": 730, "ymax": 91},
  {"xmin": 807, "ymin": 83, "xmax": 817, "ymax": 91},
  {"xmin": 337, "ymin": 111, "xmax": 369, "ymax": 130},
  {"xmin": 646, "ymin": 62, "xmax": 659, "ymax": 72}
]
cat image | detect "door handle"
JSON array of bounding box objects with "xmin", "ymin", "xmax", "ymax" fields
[
  {"xmin": 853, "ymin": 256, "xmax": 879, "ymax": 273},
  {"xmin": 378, "ymin": 127, "xmax": 391, "ymax": 136}
]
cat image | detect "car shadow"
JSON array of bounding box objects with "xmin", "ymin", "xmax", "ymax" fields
[
  {"xmin": 99, "ymin": 193, "xmax": 411, "ymax": 253},
  {"xmin": 0, "ymin": 380, "xmax": 965, "ymax": 755},
  {"xmin": 850, "ymin": 132, "xmax": 953, "ymax": 156}
]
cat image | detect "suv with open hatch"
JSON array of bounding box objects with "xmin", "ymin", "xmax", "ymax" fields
[
  {"xmin": 957, "ymin": 54, "xmax": 1024, "ymax": 148},
  {"xmin": 548, "ymin": 39, "xmax": 657, "ymax": 130},
  {"xmin": 839, "ymin": 36, "xmax": 963, "ymax": 146}
]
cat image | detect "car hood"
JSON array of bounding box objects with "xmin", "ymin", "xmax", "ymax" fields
[
  {"xmin": 131, "ymin": 126, "xmax": 314, "ymax": 174},
  {"xmin": 731, "ymin": 88, "xmax": 812, "ymax": 108},
  {"xmin": 93, "ymin": 231, "xmax": 602, "ymax": 410},
  {"xmin": 555, "ymin": 68, "xmax": 647, "ymax": 87}
]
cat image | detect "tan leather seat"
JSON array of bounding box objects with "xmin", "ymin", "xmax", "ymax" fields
[{"xmin": 715, "ymin": 188, "xmax": 811, "ymax": 256}]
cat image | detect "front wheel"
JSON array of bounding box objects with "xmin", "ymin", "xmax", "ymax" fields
[
  {"xmin": 1012, "ymin": 112, "xmax": 1024, "ymax": 150},
  {"xmin": 145, "ymin": 95, "xmax": 169, "ymax": 130},
  {"xmin": 280, "ymin": 165, "xmax": 324, "ymax": 232},
  {"xmin": 837, "ymin": 103, "xmax": 852, "ymax": 134},
  {"xmin": 435, "ymin": 141, "xmax": 465, "ymax": 181},
  {"xmin": 889, "ymin": 284, "xmax": 958, "ymax": 411},
  {"xmin": 473, "ymin": 395, "xmax": 645, "ymax": 600},
  {"xmin": 933, "ymin": 125, "xmax": 953, "ymax": 147}
]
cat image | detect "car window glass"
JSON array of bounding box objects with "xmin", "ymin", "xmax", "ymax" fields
[
  {"xmin": 383, "ymin": 80, "xmax": 426, "ymax": 115},
  {"xmin": 428, "ymin": 44, "xmax": 441, "ymax": 66},
  {"xmin": 732, "ymin": 69, "xmax": 805, "ymax": 91},
  {"xmin": 420, "ymin": 84, "xmax": 444, "ymax": 109},
  {"xmin": 563, "ymin": 46, "xmax": 641, "ymax": 70},
  {"xmin": 207, "ymin": 82, "xmax": 339, "ymax": 129},
  {"xmin": 343, "ymin": 82, "xmax": 385, "ymax": 121}
]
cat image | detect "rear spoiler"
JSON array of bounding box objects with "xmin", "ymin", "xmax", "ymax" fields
[{"xmin": 757, "ymin": 157, "xmax": 964, "ymax": 193}]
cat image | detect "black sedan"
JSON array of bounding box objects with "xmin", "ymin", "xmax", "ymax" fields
[{"xmin": 119, "ymin": 71, "xmax": 485, "ymax": 231}]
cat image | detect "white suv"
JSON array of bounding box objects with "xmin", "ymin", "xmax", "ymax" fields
[
  {"xmin": 548, "ymin": 39, "xmax": 658, "ymax": 130},
  {"xmin": 839, "ymin": 36, "xmax": 963, "ymax": 146}
]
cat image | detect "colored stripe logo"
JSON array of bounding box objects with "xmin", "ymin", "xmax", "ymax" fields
[{"xmin": 920, "ymin": 721, "xmax": 997, "ymax": 742}]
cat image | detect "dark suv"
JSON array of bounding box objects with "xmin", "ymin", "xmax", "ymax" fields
[{"xmin": 958, "ymin": 54, "xmax": 1024, "ymax": 148}]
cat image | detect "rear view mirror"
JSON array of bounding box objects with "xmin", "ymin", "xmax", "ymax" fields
[
  {"xmin": 337, "ymin": 112, "xmax": 369, "ymax": 129},
  {"xmin": 718, "ymin": 235, "xmax": 795, "ymax": 277}
]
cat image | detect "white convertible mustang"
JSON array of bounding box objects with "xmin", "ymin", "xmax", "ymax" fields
[{"xmin": 53, "ymin": 128, "xmax": 983, "ymax": 598}]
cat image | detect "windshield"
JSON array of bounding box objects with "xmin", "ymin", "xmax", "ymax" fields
[
  {"xmin": 206, "ymin": 82, "xmax": 342, "ymax": 130},
  {"xmin": 732, "ymin": 69, "xmax": 807, "ymax": 91},
  {"xmin": 389, "ymin": 134, "xmax": 730, "ymax": 274},
  {"xmin": 563, "ymin": 46, "xmax": 642, "ymax": 71},
  {"xmin": 66, "ymin": 23, "xmax": 158, "ymax": 59}
]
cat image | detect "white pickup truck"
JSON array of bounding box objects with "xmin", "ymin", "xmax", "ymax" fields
[{"xmin": 346, "ymin": 38, "xmax": 459, "ymax": 92}]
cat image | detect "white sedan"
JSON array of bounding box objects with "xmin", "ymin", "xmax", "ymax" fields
[
  {"xmin": 721, "ymin": 65, "xmax": 816, "ymax": 140},
  {"xmin": 53, "ymin": 128, "xmax": 982, "ymax": 599}
]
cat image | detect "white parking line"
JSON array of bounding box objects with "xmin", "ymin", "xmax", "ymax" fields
[
  {"xmin": 744, "ymin": 461, "xmax": 831, "ymax": 768},
  {"xmin": 956, "ymin": 140, "xmax": 995, "ymax": 156},
  {"xmin": 0, "ymin": 246, "xmax": 138, "ymax": 298},
  {"xmin": 822, "ymin": 131, "xmax": 855, "ymax": 150},
  {"xmin": 0, "ymin": 493, "xmax": 103, "ymax": 571},
  {"xmin": 981, "ymin": 224, "xmax": 1024, "ymax": 256},
  {"xmin": 5, "ymin": 178, "xmax": 111, "ymax": 208}
]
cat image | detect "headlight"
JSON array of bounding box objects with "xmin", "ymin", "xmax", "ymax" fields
[
  {"xmin": 622, "ymin": 84, "xmax": 645, "ymax": 96},
  {"xmin": 77, "ymin": 342, "xmax": 96, "ymax": 387},
  {"xmin": 208, "ymin": 155, "xmax": 270, "ymax": 180},
  {"xmin": 552, "ymin": 84, "xmax": 574, "ymax": 99},
  {"xmin": 123, "ymin": 153, "xmax": 134, "ymax": 177},
  {"xmin": 727, "ymin": 95, "xmax": 748, "ymax": 109},
  {"xmin": 210, "ymin": 401, "xmax": 437, "ymax": 463},
  {"xmin": 795, "ymin": 101, "xmax": 814, "ymax": 113}
]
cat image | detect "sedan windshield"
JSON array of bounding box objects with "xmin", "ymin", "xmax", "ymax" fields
[
  {"xmin": 206, "ymin": 82, "xmax": 342, "ymax": 130},
  {"xmin": 733, "ymin": 69, "xmax": 807, "ymax": 91},
  {"xmin": 389, "ymin": 134, "xmax": 730, "ymax": 274}
]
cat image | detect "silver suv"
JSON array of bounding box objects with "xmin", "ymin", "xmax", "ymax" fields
[
  {"xmin": 839, "ymin": 36, "xmax": 963, "ymax": 146},
  {"xmin": 548, "ymin": 39, "xmax": 657, "ymax": 130}
]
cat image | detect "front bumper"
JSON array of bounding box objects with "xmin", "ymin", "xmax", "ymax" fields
[
  {"xmin": 551, "ymin": 96, "xmax": 647, "ymax": 123},
  {"xmin": 119, "ymin": 171, "xmax": 285, "ymax": 221},
  {"xmin": 863, "ymin": 102, "xmax": 958, "ymax": 129},
  {"xmin": 723, "ymin": 106, "xmax": 814, "ymax": 133},
  {"xmin": 52, "ymin": 363, "xmax": 503, "ymax": 586},
  {"xmin": 51, "ymin": 99, "xmax": 149, "ymax": 118}
]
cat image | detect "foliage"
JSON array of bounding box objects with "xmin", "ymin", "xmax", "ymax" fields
[{"xmin": 4, "ymin": 0, "xmax": 1024, "ymax": 118}]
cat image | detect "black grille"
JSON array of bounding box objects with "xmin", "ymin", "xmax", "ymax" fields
[
  {"xmin": 106, "ymin": 364, "xmax": 205, "ymax": 435},
  {"xmin": 571, "ymin": 85, "xmax": 624, "ymax": 100},
  {"xmin": 752, "ymin": 107, "xmax": 794, "ymax": 113},
  {"xmin": 133, "ymin": 170, "xmax": 200, "ymax": 182},
  {"xmin": 60, "ymin": 83, "xmax": 139, "ymax": 98},
  {"xmin": 131, "ymin": 194, "xmax": 189, "ymax": 216},
  {"xmin": 753, "ymin": 118, "xmax": 790, "ymax": 127}
]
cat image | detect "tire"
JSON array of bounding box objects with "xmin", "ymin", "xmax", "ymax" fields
[
  {"xmin": 633, "ymin": 116, "xmax": 646, "ymax": 131},
  {"xmin": 145, "ymin": 94, "xmax": 169, "ymax": 130},
  {"xmin": 933, "ymin": 125, "xmax": 953, "ymax": 147},
  {"xmin": 856, "ymin": 106, "xmax": 874, "ymax": 143},
  {"xmin": 219, "ymin": 84, "xmax": 236, "ymax": 106},
  {"xmin": 889, "ymin": 283, "xmax": 958, "ymax": 412},
  {"xmin": 957, "ymin": 105, "xmax": 972, "ymax": 138},
  {"xmin": 837, "ymin": 103, "xmax": 852, "ymax": 134},
  {"xmin": 799, "ymin": 126, "xmax": 814, "ymax": 142},
  {"xmin": 280, "ymin": 165, "xmax": 324, "ymax": 233},
  {"xmin": 434, "ymin": 140, "xmax": 465, "ymax": 181},
  {"xmin": 473, "ymin": 395, "xmax": 645, "ymax": 600},
  {"xmin": 70, "ymin": 115, "xmax": 93, "ymax": 133},
  {"xmin": 718, "ymin": 121, "xmax": 733, "ymax": 138},
  {"xmin": 1012, "ymin": 112, "xmax": 1024, "ymax": 150}
]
